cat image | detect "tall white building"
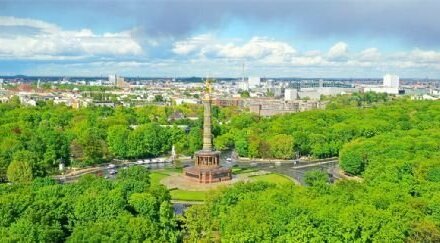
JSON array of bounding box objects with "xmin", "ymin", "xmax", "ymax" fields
[
  {"xmin": 108, "ymin": 74, "xmax": 117, "ymax": 85},
  {"xmin": 108, "ymin": 74, "xmax": 125, "ymax": 86},
  {"xmin": 248, "ymin": 76, "xmax": 261, "ymax": 88},
  {"xmin": 383, "ymin": 74, "xmax": 399, "ymax": 88},
  {"xmin": 238, "ymin": 81, "xmax": 249, "ymax": 91}
]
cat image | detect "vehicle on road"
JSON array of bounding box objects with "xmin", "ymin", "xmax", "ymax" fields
[{"xmin": 107, "ymin": 164, "xmax": 116, "ymax": 169}]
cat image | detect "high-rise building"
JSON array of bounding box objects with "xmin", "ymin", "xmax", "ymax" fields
[
  {"xmin": 109, "ymin": 74, "xmax": 129, "ymax": 88},
  {"xmin": 108, "ymin": 74, "xmax": 117, "ymax": 85},
  {"xmin": 238, "ymin": 80, "xmax": 249, "ymax": 91},
  {"xmin": 248, "ymin": 76, "xmax": 261, "ymax": 88},
  {"xmin": 383, "ymin": 74, "xmax": 399, "ymax": 88}
]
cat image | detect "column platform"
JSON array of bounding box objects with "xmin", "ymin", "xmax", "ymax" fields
[{"xmin": 184, "ymin": 150, "xmax": 232, "ymax": 183}]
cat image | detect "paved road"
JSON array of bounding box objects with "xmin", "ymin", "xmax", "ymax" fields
[
  {"xmin": 55, "ymin": 157, "xmax": 340, "ymax": 185},
  {"xmin": 54, "ymin": 160, "xmax": 174, "ymax": 183},
  {"xmin": 231, "ymin": 159, "xmax": 339, "ymax": 185}
]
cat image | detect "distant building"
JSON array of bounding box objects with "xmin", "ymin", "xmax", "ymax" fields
[
  {"xmin": 317, "ymin": 87, "xmax": 357, "ymax": 96},
  {"xmin": 71, "ymin": 99, "xmax": 81, "ymax": 109},
  {"xmin": 411, "ymin": 94, "xmax": 439, "ymax": 100},
  {"xmin": 174, "ymin": 98, "xmax": 200, "ymax": 105},
  {"xmin": 383, "ymin": 74, "xmax": 399, "ymax": 88},
  {"xmin": 362, "ymin": 86, "xmax": 399, "ymax": 95},
  {"xmin": 248, "ymin": 99, "xmax": 327, "ymax": 117},
  {"xmin": 361, "ymin": 74, "xmax": 400, "ymax": 95},
  {"xmin": 116, "ymin": 78, "xmax": 130, "ymax": 89},
  {"xmin": 248, "ymin": 77, "xmax": 261, "ymax": 88},
  {"xmin": 298, "ymin": 88, "xmax": 321, "ymax": 100},
  {"xmin": 431, "ymin": 88, "xmax": 440, "ymax": 96},
  {"xmin": 19, "ymin": 96, "xmax": 37, "ymax": 106},
  {"xmin": 284, "ymin": 88, "xmax": 298, "ymax": 101},
  {"xmin": 108, "ymin": 74, "xmax": 128, "ymax": 88},
  {"xmin": 211, "ymin": 97, "xmax": 243, "ymax": 107},
  {"xmin": 89, "ymin": 80, "xmax": 103, "ymax": 86},
  {"xmin": 93, "ymin": 101, "xmax": 115, "ymax": 108},
  {"xmin": 108, "ymin": 74, "xmax": 116, "ymax": 85},
  {"xmin": 238, "ymin": 80, "xmax": 249, "ymax": 91}
]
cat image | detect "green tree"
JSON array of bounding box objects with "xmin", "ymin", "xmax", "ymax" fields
[
  {"xmin": 154, "ymin": 95, "xmax": 165, "ymax": 103},
  {"xmin": 304, "ymin": 170, "xmax": 329, "ymax": 187},
  {"xmin": 339, "ymin": 139, "xmax": 370, "ymax": 175},
  {"xmin": 107, "ymin": 125, "xmax": 130, "ymax": 158},
  {"xmin": 268, "ymin": 134, "xmax": 294, "ymax": 159},
  {"xmin": 188, "ymin": 127, "xmax": 202, "ymax": 154},
  {"xmin": 7, "ymin": 151, "xmax": 36, "ymax": 183},
  {"xmin": 239, "ymin": 90, "xmax": 250, "ymax": 98},
  {"xmin": 129, "ymin": 193, "xmax": 158, "ymax": 220}
]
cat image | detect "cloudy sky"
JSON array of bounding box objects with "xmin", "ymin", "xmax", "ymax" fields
[{"xmin": 0, "ymin": 0, "xmax": 440, "ymax": 78}]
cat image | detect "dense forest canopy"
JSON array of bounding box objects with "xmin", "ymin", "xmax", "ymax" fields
[
  {"xmin": 184, "ymin": 128, "xmax": 440, "ymax": 242},
  {"xmin": 0, "ymin": 101, "xmax": 215, "ymax": 182},
  {"xmin": 0, "ymin": 167, "xmax": 180, "ymax": 242}
]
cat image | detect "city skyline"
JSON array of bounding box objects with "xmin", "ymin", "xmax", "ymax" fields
[{"xmin": 1, "ymin": 0, "xmax": 440, "ymax": 78}]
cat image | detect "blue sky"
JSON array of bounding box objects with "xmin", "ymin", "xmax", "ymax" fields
[{"xmin": 0, "ymin": 0, "xmax": 440, "ymax": 78}]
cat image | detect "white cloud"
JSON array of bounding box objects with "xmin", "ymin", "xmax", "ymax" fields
[
  {"xmin": 359, "ymin": 48, "xmax": 381, "ymax": 62},
  {"xmin": 172, "ymin": 34, "xmax": 212, "ymax": 55},
  {"xmin": 172, "ymin": 35, "xmax": 296, "ymax": 62},
  {"xmin": 327, "ymin": 42, "xmax": 348, "ymax": 61},
  {"xmin": 0, "ymin": 16, "xmax": 59, "ymax": 33},
  {"xmin": 3, "ymin": 21, "xmax": 440, "ymax": 78},
  {"xmin": 0, "ymin": 16, "xmax": 143, "ymax": 60},
  {"xmin": 408, "ymin": 49, "xmax": 440, "ymax": 63},
  {"xmin": 215, "ymin": 37, "xmax": 296, "ymax": 61},
  {"xmin": 170, "ymin": 35, "xmax": 440, "ymax": 76}
]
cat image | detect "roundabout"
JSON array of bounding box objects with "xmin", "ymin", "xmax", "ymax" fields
[{"xmin": 151, "ymin": 168, "xmax": 295, "ymax": 201}]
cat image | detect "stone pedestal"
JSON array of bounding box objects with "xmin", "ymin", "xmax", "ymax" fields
[{"xmin": 184, "ymin": 150, "xmax": 232, "ymax": 184}]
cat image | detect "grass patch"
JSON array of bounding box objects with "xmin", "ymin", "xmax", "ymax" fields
[
  {"xmin": 169, "ymin": 189, "xmax": 207, "ymax": 201},
  {"xmin": 232, "ymin": 167, "xmax": 258, "ymax": 175},
  {"xmin": 251, "ymin": 173, "xmax": 293, "ymax": 185},
  {"xmin": 150, "ymin": 172, "xmax": 169, "ymax": 185},
  {"xmin": 150, "ymin": 168, "xmax": 207, "ymax": 201},
  {"xmin": 150, "ymin": 167, "xmax": 183, "ymax": 185}
]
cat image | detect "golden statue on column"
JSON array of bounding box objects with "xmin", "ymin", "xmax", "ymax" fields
[{"xmin": 183, "ymin": 78, "xmax": 232, "ymax": 183}]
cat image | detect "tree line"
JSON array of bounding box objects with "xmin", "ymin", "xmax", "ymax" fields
[
  {"xmin": 0, "ymin": 100, "xmax": 218, "ymax": 182},
  {"xmin": 214, "ymin": 95, "xmax": 440, "ymax": 160}
]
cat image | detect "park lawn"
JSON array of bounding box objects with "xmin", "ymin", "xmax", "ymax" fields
[
  {"xmin": 150, "ymin": 168, "xmax": 207, "ymax": 201},
  {"xmin": 150, "ymin": 172, "xmax": 169, "ymax": 185},
  {"xmin": 170, "ymin": 189, "xmax": 207, "ymax": 201},
  {"xmin": 150, "ymin": 167, "xmax": 183, "ymax": 185},
  {"xmin": 251, "ymin": 173, "xmax": 294, "ymax": 185},
  {"xmin": 161, "ymin": 167, "xmax": 183, "ymax": 173}
]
